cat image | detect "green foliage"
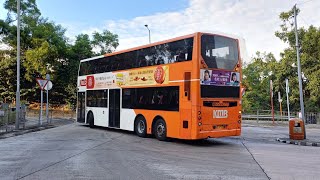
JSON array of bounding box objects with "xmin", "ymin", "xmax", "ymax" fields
[
  {"xmin": 244, "ymin": 7, "xmax": 320, "ymax": 113},
  {"xmin": 0, "ymin": 0, "xmax": 119, "ymax": 106},
  {"xmin": 92, "ymin": 30, "xmax": 119, "ymax": 55},
  {"xmin": 242, "ymin": 52, "xmax": 278, "ymax": 112}
]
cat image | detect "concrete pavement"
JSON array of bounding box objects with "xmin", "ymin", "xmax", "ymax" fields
[
  {"xmin": 0, "ymin": 121, "xmax": 319, "ymax": 179},
  {"xmin": 243, "ymin": 120, "xmax": 320, "ymax": 146}
]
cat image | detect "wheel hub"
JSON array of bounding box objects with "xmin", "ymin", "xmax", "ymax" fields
[
  {"xmin": 157, "ymin": 123, "xmax": 165, "ymax": 136},
  {"xmin": 138, "ymin": 121, "xmax": 145, "ymax": 133}
]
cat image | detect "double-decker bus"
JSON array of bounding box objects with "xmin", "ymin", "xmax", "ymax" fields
[{"xmin": 77, "ymin": 32, "xmax": 245, "ymax": 140}]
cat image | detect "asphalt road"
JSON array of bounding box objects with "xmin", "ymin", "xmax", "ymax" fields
[{"xmin": 0, "ymin": 122, "xmax": 319, "ymax": 180}]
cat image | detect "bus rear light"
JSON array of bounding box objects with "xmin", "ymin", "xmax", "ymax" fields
[
  {"xmin": 198, "ymin": 122, "xmax": 202, "ymax": 126},
  {"xmin": 198, "ymin": 111, "xmax": 202, "ymax": 120},
  {"xmin": 238, "ymin": 120, "xmax": 241, "ymax": 124},
  {"xmin": 238, "ymin": 115, "xmax": 241, "ymax": 119},
  {"xmin": 239, "ymin": 110, "xmax": 242, "ymax": 114}
]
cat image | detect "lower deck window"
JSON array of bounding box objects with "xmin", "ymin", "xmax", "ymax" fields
[
  {"xmin": 122, "ymin": 86, "xmax": 179, "ymax": 111},
  {"xmin": 86, "ymin": 90, "xmax": 108, "ymax": 107}
]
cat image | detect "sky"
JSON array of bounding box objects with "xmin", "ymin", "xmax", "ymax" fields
[{"xmin": 1, "ymin": 0, "xmax": 320, "ymax": 62}]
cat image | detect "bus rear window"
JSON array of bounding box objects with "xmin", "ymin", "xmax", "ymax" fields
[
  {"xmin": 201, "ymin": 35, "xmax": 239, "ymax": 70},
  {"xmin": 201, "ymin": 85, "xmax": 239, "ymax": 98}
]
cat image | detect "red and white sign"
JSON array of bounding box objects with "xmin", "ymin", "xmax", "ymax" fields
[
  {"xmin": 80, "ymin": 79, "xmax": 86, "ymax": 86},
  {"xmin": 36, "ymin": 78, "xmax": 49, "ymax": 90},
  {"xmin": 86, "ymin": 76, "xmax": 95, "ymax": 89}
]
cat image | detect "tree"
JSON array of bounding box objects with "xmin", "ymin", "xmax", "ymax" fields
[
  {"xmin": 0, "ymin": 0, "xmax": 120, "ymax": 106},
  {"xmin": 64, "ymin": 34, "xmax": 94, "ymax": 106},
  {"xmin": 242, "ymin": 52, "xmax": 278, "ymax": 112},
  {"xmin": 275, "ymin": 7, "xmax": 320, "ymax": 112},
  {"xmin": 91, "ymin": 30, "xmax": 119, "ymax": 55}
]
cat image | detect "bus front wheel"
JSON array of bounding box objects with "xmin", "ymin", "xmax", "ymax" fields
[
  {"xmin": 88, "ymin": 112, "xmax": 95, "ymax": 128},
  {"xmin": 154, "ymin": 118, "xmax": 167, "ymax": 141},
  {"xmin": 135, "ymin": 116, "xmax": 147, "ymax": 137}
]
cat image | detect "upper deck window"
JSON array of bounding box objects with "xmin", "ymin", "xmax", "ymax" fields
[
  {"xmin": 79, "ymin": 37, "xmax": 194, "ymax": 76},
  {"xmin": 201, "ymin": 35, "xmax": 239, "ymax": 70}
]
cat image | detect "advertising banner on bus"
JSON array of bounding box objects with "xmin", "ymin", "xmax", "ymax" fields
[
  {"xmin": 82, "ymin": 65, "xmax": 169, "ymax": 89},
  {"xmin": 200, "ymin": 69, "xmax": 239, "ymax": 86}
]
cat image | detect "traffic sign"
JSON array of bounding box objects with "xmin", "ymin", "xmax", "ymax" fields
[
  {"xmin": 278, "ymin": 92, "xmax": 282, "ymax": 103},
  {"xmin": 36, "ymin": 78, "xmax": 49, "ymax": 90},
  {"xmin": 44, "ymin": 81, "xmax": 53, "ymax": 91}
]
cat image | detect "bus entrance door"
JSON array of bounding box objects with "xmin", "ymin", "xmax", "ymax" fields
[
  {"xmin": 77, "ymin": 92, "xmax": 85, "ymax": 123},
  {"xmin": 109, "ymin": 89, "xmax": 120, "ymax": 128}
]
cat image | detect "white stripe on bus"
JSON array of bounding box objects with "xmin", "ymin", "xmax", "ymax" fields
[{"xmin": 80, "ymin": 55, "xmax": 105, "ymax": 62}]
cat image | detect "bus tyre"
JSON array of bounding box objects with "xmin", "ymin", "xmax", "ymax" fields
[
  {"xmin": 154, "ymin": 118, "xmax": 167, "ymax": 141},
  {"xmin": 88, "ymin": 112, "xmax": 94, "ymax": 128},
  {"xmin": 135, "ymin": 116, "xmax": 147, "ymax": 137}
]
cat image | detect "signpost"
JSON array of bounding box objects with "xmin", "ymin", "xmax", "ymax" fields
[
  {"xmin": 270, "ymin": 80, "xmax": 274, "ymax": 125},
  {"xmin": 286, "ymin": 78, "xmax": 290, "ymax": 121},
  {"xmin": 36, "ymin": 78, "xmax": 48, "ymax": 126},
  {"xmin": 278, "ymin": 92, "xmax": 283, "ymax": 116},
  {"xmin": 45, "ymin": 74, "xmax": 52, "ymax": 124}
]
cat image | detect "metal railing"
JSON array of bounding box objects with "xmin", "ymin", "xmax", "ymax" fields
[
  {"xmin": 242, "ymin": 110, "xmax": 320, "ymax": 124},
  {"xmin": 0, "ymin": 106, "xmax": 26, "ymax": 133},
  {"xmin": 1, "ymin": 106, "xmax": 76, "ymax": 134}
]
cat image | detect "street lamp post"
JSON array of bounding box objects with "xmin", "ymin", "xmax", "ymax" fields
[
  {"xmin": 144, "ymin": 24, "xmax": 151, "ymax": 44},
  {"xmin": 15, "ymin": 0, "xmax": 21, "ymax": 129},
  {"xmin": 293, "ymin": 4, "xmax": 306, "ymax": 139}
]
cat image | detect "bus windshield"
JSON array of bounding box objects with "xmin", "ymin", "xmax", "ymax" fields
[{"xmin": 201, "ymin": 35, "xmax": 239, "ymax": 70}]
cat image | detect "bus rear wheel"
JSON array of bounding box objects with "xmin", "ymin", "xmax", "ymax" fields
[
  {"xmin": 135, "ymin": 116, "xmax": 147, "ymax": 137},
  {"xmin": 154, "ymin": 118, "xmax": 167, "ymax": 141}
]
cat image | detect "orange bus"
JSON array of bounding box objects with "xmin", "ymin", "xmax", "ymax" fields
[{"xmin": 77, "ymin": 32, "xmax": 244, "ymax": 140}]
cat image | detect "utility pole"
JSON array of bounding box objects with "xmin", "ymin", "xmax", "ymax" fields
[
  {"xmin": 294, "ymin": 4, "xmax": 306, "ymax": 139},
  {"xmin": 15, "ymin": 0, "xmax": 21, "ymax": 129}
]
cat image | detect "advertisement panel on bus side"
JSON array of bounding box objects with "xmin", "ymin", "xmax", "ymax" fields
[{"xmin": 79, "ymin": 65, "xmax": 169, "ymax": 90}]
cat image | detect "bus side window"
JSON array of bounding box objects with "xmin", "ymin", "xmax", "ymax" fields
[
  {"xmin": 139, "ymin": 59, "xmax": 147, "ymax": 67},
  {"xmin": 176, "ymin": 52, "xmax": 186, "ymax": 62}
]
